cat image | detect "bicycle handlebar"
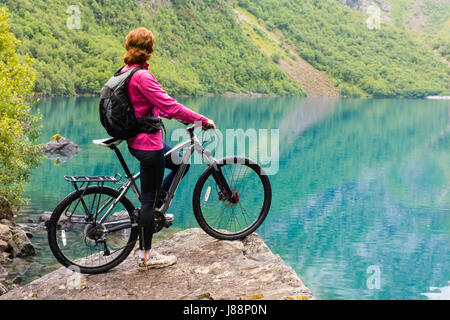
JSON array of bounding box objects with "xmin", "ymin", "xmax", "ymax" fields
[
  {"xmin": 178, "ymin": 120, "xmax": 215, "ymax": 131},
  {"xmin": 203, "ymin": 122, "xmax": 215, "ymax": 130}
]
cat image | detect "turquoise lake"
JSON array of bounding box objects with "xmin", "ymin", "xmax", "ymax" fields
[{"xmin": 16, "ymin": 96, "xmax": 450, "ymax": 300}]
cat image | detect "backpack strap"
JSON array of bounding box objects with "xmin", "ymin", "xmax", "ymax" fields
[
  {"xmin": 113, "ymin": 65, "xmax": 145, "ymax": 77},
  {"xmin": 127, "ymin": 66, "xmax": 146, "ymax": 78},
  {"xmin": 121, "ymin": 66, "xmax": 156, "ymax": 117},
  {"xmin": 118, "ymin": 66, "xmax": 164, "ymax": 137},
  {"xmin": 121, "ymin": 66, "xmax": 160, "ymax": 123}
]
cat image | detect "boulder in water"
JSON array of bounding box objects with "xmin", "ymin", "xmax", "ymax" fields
[
  {"xmin": 6, "ymin": 229, "xmax": 35, "ymax": 258},
  {"xmin": 43, "ymin": 135, "xmax": 80, "ymax": 163}
]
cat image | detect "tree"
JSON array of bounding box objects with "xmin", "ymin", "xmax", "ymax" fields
[{"xmin": 0, "ymin": 7, "xmax": 41, "ymax": 208}]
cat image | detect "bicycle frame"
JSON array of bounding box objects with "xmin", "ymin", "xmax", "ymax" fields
[
  {"xmin": 51, "ymin": 126, "xmax": 270, "ymax": 271},
  {"xmin": 97, "ymin": 126, "xmax": 220, "ymax": 225}
]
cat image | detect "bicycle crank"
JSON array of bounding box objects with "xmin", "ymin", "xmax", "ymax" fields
[
  {"xmin": 154, "ymin": 210, "xmax": 166, "ymax": 233},
  {"xmin": 134, "ymin": 208, "xmax": 169, "ymax": 233}
]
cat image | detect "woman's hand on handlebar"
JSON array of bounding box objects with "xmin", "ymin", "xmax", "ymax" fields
[{"xmin": 203, "ymin": 119, "xmax": 216, "ymax": 130}]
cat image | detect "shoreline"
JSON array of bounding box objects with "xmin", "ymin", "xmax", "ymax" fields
[
  {"xmin": 31, "ymin": 92, "xmax": 287, "ymax": 99},
  {"xmin": 425, "ymin": 96, "xmax": 450, "ymax": 100},
  {"xmin": 31, "ymin": 92, "xmax": 450, "ymax": 100},
  {"xmin": 0, "ymin": 228, "xmax": 315, "ymax": 300}
]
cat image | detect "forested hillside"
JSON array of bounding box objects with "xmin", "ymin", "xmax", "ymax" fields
[
  {"xmin": 3, "ymin": 0, "xmax": 301, "ymax": 96},
  {"xmin": 2, "ymin": 0, "xmax": 449, "ymax": 97},
  {"xmin": 238, "ymin": 0, "xmax": 450, "ymax": 97},
  {"xmin": 339, "ymin": 0, "xmax": 450, "ymax": 60},
  {"xmin": 387, "ymin": 0, "xmax": 450, "ymax": 60}
]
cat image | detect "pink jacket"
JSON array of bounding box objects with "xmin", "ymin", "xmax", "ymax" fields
[{"xmin": 122, "ymin": 63, "xmax": 209, "ymax": 151}]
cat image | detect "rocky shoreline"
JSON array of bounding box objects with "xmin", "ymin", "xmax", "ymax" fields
[
  {"xmin": 1, "ymin": 135, "xmax": 82, "ymax": 295},
  {"xmin": 0, "ymin": 197, "xmax": 36, "ymax": 295},
  {"xmin": 0, "ymin": 228, "xmax": 314, "ymax": 300}
]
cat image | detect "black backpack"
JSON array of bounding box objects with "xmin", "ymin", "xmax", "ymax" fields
[{"xmin": 99, "ymin": 66, "xmax": 165, "ymax": 139}]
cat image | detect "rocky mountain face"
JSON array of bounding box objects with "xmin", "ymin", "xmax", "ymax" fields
[
  {"xmin": 136, "ymin": 0, "xmax": 171, "ymax": 8},
  {"xmin": 337, "ymin": 0, "xmax": 392, "ymax": 12},
  {"xmin": 337, "ymin": 0, "xmax": 393, "ymax": 23}
]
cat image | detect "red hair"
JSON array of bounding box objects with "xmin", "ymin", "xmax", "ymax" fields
[{"xmin": 123, "ymin": 27, "xmax": 155, "ymax": 65}]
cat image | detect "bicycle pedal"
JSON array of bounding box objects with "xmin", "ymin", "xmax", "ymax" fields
[
  {"xmin": 164, "ymin": 221, "xmax": 173, "ymax": 228},
  {"xmin": 133, "ymin": 208, "xmax": 140, "ymax": 222}
]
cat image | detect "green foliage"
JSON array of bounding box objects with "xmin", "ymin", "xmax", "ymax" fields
[
  {"xmin": 51, "ymin": 134, "xmax": 62, "ymax": 141},
  {"xmin": 237, "ymin": 0, "xmax": 450, "ymax": 97},
  {"xmin": 3, "ymin": 0, "xmax": 448, "ymax": 97},
  {"xmin": 432, "ymin": 19, "xmax": 450, "ymax": 60},
  {"xmin": 422, "ymin": 0, "xmax": 450, "ymax": 33},
  {"xmin": 388, "ymin": 0, "xmax": 416, "ymax": 27},
  {"xmin": 419, "ymin": 1, "xmax": 450, "ymax": 61},
  {"xmin": 377, "ymin": 0, "xmax": 450, "ymax": 61},
  {"xmin": 0, "ymin": 8, "xmax": 41, "ymax": 208},
  {"xmin": 3, "ymin": 0, "xmax": 303, "ymax": 96},
  {"xmin": 271, "ymin": 53, "xmax": 281, "ymax": 64}
]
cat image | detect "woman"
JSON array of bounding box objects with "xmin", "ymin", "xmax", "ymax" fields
[{"xmin": 121, "ymin": 27, "xmax": 216, "ymax": 270}]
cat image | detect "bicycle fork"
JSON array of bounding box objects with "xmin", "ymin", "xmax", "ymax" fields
[
  {"xmin": 211, "ymin": 169, "xmax": 239, "ymax": 204},
  {"xmin": 200, "ymin": 146, "xmax": 238, "ymax": 204}
]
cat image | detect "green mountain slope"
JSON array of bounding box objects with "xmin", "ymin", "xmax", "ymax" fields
[
  {"xmin": 237, "ymin": 0, "xmax": 450, "ymax": 97},
  {"xmin": 2, "ymin": 0, "xmax": 449, "ymax": 97},
  {"xmin": 408, "ymin": 0, "xmax": 450, "ymax": 60},
  {"xmin": 339, "ymin": 0, "xmax": 450, "ymax": 60},
  {"xmin": 3, "ymin": 0, "xmax": 302, "ymax": 96}
]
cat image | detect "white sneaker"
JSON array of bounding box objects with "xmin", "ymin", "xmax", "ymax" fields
[{"xmin": 138, "ymin": 249, "xmax": 177, "ymax": 271}]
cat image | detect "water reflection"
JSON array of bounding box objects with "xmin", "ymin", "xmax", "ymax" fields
[{"xmin": 18, "ymin": 96, "xmax": 450, "ymax": 300}]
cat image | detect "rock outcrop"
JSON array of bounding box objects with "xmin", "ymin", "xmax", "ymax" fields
[
  {"xmin": 0, "ymin": 197, "xmax": 36, "ymax": 294},
  {"xmin": 37, "ymin": 211, "xmax": 71, "ymax": 231},
  {"xmin": 0, "ymin": 228, "xmax": 314, "ymax": 300},
  {"xmin": 338, "ymin": 0, "xmax": 392, "ymax": 13},
  {"xmin": 42, "ymin": 136, "xmax": 80, "ymax": 163}
]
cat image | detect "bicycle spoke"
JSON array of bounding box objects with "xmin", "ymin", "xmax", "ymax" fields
[
  {"xmin": 232, "ymin": 164, "xmax": 244, "ymax": 190},
  {"xmin": 52, "ymin": 188, "xmax": 135, "ymax": 270},
  {"xmin": 236, "ymin": 166, "xmax": 251, "ymax": 193},
  {"xmin": 197, "ymin": 161, "xmax": 269, "ymax": 237},
  {"xmin": 238, "ymin": 202, "xmax": 253, "ymax": 226}
]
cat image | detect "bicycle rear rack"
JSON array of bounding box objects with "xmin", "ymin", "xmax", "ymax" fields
[
  {"xmin": 64, "ymin": 175, "xmax": 122, "ymax": 183},
  {"xmin": 64, "ymin": 174, "xmax": 122, "ymax": 192}
]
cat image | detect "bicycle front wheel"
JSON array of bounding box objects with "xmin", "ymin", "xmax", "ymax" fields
[
  {"xmin": 48, "ymin": 186, "xmax": 138, "ymax": 274},
  {"xmin": 193, "ymin": 156, "xmax": 272, "ymax": 240}
]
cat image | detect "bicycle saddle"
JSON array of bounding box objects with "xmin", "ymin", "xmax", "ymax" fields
[{"xmin": 92, "ymin": 138, "xmax": 124, "ymax": 148}]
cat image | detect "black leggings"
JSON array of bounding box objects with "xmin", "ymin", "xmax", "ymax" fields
[{"xmin": 129, "ymin": 143, "xmax": 190, "ymax": 250}]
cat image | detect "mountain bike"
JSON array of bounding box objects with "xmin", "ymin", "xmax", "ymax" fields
[{"xmin": 47, "ymin": 125, "xmax": 272, "ymax": 274}]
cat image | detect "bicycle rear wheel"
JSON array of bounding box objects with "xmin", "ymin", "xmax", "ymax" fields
[
  {"xmin": 193, "ymin": 156, "xmax": 272, "ymax": 240},
  {"xmin": 47, "ymin": 186, "xmax": 138, "ymax": 274}
]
